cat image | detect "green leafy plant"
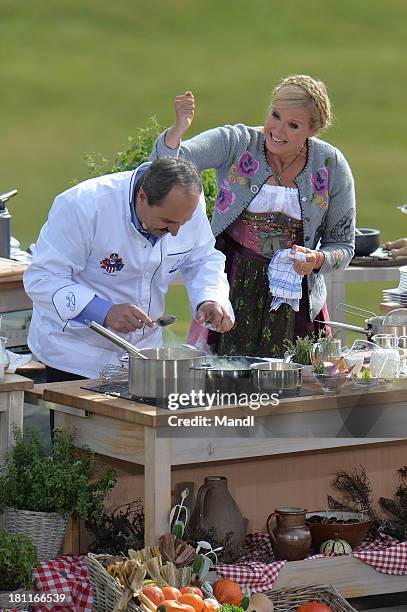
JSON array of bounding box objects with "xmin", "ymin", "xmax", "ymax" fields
[
  {"xmin": 315, "ymin": 329, "xmax": 341, "ymax": 357},
  {"xmin": 284, "ymin": 335, "xmax": 315, "ymax": 365},
  {"xmin": 361, "ymin": 369, "xmax": 372, "ymax": 379},
  {"xmin": 0, "ymin": 529, "xmax": 37, "ymax": 591},
  {"xmin": 78, "ymin": 116, "xmax": 217, "ymax": 220},
  {"xmin": 220, "ymin": 606, "xmax": 246, "ymax": 612},
  {"xmin": 0, "ymin": 426, "xmax": 117, "ymax": 526},
  {"xmin": 313, "ymin": 361, "xmax": 325, "ymax": 375}
]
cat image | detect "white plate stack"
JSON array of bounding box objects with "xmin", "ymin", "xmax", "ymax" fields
[{"xmin": 382, "ymin": 265, "xmax": 407, "ymax": 304}]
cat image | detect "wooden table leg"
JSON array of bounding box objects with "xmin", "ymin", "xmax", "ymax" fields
[
  {"xmin": 144, "ymin": 427, "xmax": 172, "ymax": 546},
  {"xmin": 0, "ymin": 390, "xmax": 24, "ymax": 462}
]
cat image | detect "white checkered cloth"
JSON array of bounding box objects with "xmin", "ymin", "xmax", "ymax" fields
[{"xmin": 268, "ymin": 249, "xmax": 307, "ymax": 312}]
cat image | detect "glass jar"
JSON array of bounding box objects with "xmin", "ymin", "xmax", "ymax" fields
[{"xmin": 313, "ymin": 338, "xmax": 342, "ymax": 363}]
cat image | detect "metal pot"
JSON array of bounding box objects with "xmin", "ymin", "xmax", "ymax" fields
[
  {"xmin": 250, "ymin": 362, "xmax": 303, "ymax": 393},
  {"xmin": 320, "ymin": 305, "xmax": 407, "ymax": 348},
  {"xmin": 354, "ymin": 228, "xmax": 381, "ymax": 256},
  {"xmin": 190, "ymin": 356, "xmax": 267, "ymax": 395},
  {"xmin": 88, "ymin": 321, "xmax": 207, "ymax": 399}
]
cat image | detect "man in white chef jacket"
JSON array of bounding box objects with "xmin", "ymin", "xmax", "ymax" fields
[{"xmin": 24, "ymin": 157, "xmax": 234, "ymax": 382}]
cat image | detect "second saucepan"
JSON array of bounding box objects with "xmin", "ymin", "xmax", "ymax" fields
[{"xmin": 250, "ymin": 361, "xmax": 303, "ymax": 394}]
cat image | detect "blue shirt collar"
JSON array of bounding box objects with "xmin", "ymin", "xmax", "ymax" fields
[{"xmin": 131, "ymin": 162, "xmax": 158, "ymax": 245}]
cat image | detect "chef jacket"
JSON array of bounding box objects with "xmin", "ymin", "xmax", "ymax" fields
[{"xmin": 24, "ymin": 168, "xmax": 234, "ymax": 378}]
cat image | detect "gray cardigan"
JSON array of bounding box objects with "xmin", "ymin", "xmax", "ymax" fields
[{"xmin": 152, "ymin": 124, "xmax": 355, "ymax": 319}]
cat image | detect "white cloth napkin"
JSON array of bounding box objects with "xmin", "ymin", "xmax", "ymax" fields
[
  {"xmin": 267, "ymin": 249, "xmax": 307, "ymax": 312},
  {"xmin": 6, "ymin": 350, "xmax": 32, "ymax": 373}
]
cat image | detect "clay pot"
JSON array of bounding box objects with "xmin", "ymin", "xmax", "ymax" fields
[
  {"xmin": 266, "ymin": 507, "xmax": 312, "ymax": 561},
  {"xmin": 189, "ymin": 476, "xmax": 247, "ymax": 561}
]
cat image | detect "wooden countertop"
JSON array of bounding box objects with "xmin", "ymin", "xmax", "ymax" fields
[
  {"xmin": 0, "ymin": 373, "xmax": 34, "ymax": 392},
  {"xmin": 0, "ymin": 257, "xmax": 28, "ymax": 282},
  {"xmin": 26, "ymin": 377, "xmax": 407, "ymax": 429}
]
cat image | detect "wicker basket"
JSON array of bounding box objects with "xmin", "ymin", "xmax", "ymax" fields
[
  {"xmin": 265, "ymin": 584, "xmax": 357, "ymax": 612},
  {"xmin": 4, "ymin": 508, "xmax": 70, "ymax": 561},
  {"xmin": 86, "ymin": 553, "xmax": 141, "ymax": 612},
  {"xmin": 0, "ymin": 588, "xmax": 37, "ymax": 611}
]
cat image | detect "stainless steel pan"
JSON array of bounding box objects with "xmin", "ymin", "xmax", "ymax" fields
[
  {"xmin": 316, "ymin": 305, "xmax": 407, "ymax": 348},
  {"xmin": 250, "ymin": 362, "xmax": 303, "ymax": 393},
  {"xmin": 190, "ymin": 355, "xmax": 268, "ymax": 394},
  {"xmin": 88, "ymin": 321, "xmax": 207, "ymax": 399}
]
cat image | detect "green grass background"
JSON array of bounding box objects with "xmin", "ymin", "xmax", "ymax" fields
[{"xmin": 1, "ymin": 0, "xmax": 407, "ymax": 344}]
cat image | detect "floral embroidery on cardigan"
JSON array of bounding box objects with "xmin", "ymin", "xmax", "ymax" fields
[
  {"xmin": 327, "ymin": 247, "xmax": 343, "ymax": 269},
  {"xmin": 227, "ymin": 153, "xmax": 260, "ymax": 188},
  {"xmin": 311, "ymin": 166, "xmax": 329, "ymax": 209},
  {"xmin": 237, "ymin": 151, "xmax": 260, "ymax": 177},
  {"xmin": 215, "ymin": 181, "xmax": 236, "ymax": 214}
]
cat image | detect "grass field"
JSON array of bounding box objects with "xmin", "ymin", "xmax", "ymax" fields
[{"xmin": 1, "ymin": 0, "xmax": 407, "ymax": 333}]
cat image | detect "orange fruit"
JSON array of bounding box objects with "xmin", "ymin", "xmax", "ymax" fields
[
  {"xmin": 212, "ymin": 579, "xmax": 242, "ymax": 606},
  {"xmin": 161, "ymin": 587, "xmax": 182, "ymax": 601},
  {"xmin": 142, "ymin": 586, "xmax": 165, "ymax": 606},
  {"xmin": 158, "ymin": 601, "xmax": 195, "ymax": 612},
  {"xmin": 178, "ymin": 593, "xmax": 204, "ymax": 612},
  {"xmin": 180, "ymin": 587, "xmax": 204, "ymax": 599}
]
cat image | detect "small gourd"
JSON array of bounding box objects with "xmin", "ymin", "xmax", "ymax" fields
[{"xmin": 320, "ymin": 537, "xmax": 352, "ymax": 555}]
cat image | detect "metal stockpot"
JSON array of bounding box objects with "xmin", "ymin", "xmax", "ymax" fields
[
  {"xmin": 319, "ymin": 305, "xmax": 407, "ymax": 349},
  {"xmin": 88, "ymin": 321, "xmax": 207, "ymax": 399},
  {"xmin": 250, "ymin": 362, "xmax": 303, "ymax": 393},
  {"xmin": 190, "ymin": 356, "xmax": 268, "ymax": 394}
]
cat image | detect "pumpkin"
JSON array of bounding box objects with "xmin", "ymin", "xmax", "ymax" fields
[
  {"xmin": 178, "ymin": 594, "xmax": 204, "ymax": 612},
  {"xmin": 142, "ymin": 586, "xmax": 165, "ymax": 606},
  {"xmin": 296, "ymin": 603, "xmax": 332, "ymax": 612},
  {"xmin": 161, "ymin": 587, "xmax": 182, "ymax": 601},
  {"xmin": 320, "ymin": 537, "xmax": 352, "ymax": 555},
  {"xmin": 158, "ymin": 601, "xmax": 195, "ymax": 612},
  {"xmin": 212, "ymin": 579, "xmax": 242, "ymax": 606},
  {"xmin": 180, "ymin": 587, "xmax": 204, "ymax": 598}
]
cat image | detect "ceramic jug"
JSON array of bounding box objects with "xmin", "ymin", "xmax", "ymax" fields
[
  {"xmin": 266, "ymin": 506, "xmax": 311, "ymax": 561},
  {"xmin": 189, "ymin": 476, "xmax": 248, "ymax": 561}
]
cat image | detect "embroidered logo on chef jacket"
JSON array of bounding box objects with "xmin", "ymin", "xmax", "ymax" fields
[
  {"xmin": 167, "ymin": 250, "xmax": 192, "ymax": 273},
  {"xmin": 100, "ymin": 253, "xmax": 125, "ymax": 274},
  {"xmin": 66, "ymin": 291, "xmax": 76, "ymax": 311}
]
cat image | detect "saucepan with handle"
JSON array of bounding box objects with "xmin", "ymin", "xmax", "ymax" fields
[
  {"xmin": 315, "ymin": 304, "xmax": 407, "ymax": 348},
  {"xmin": 87, "ymin": 320, "xmax": 207, "ymax": 400}
]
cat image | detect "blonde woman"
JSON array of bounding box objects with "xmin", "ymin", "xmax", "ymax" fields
[{"xmin": 151, "ymin": 75, "xmax": 356, "ymax": 356}]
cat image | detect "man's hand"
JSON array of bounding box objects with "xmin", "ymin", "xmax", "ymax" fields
[
  {"xmin": 196, "ymin": 301, "xmax": 234, "ymax": 333},
  {"xmin": 383, "ymin": 238, "xmax": 407, "ymax": 258},
  {"xmin": 165, "ymin": 91, "xmax": 195, "ymax": 149},
  {"xmin": 290, "ymin": 244, "xmax": 324, "ymax": 275},
  {"xmin": 104, "ymin": 304, "xmax": 153, "ymax": 333}
]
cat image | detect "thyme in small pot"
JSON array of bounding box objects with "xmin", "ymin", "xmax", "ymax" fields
[{"xmin": 283, "ymin": 336, "xmax": 315, "ymax": 365}]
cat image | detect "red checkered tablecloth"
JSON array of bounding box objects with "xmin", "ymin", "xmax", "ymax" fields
[
  {"xmin": 31, "ymin": 555, "xmax": 92, "ymax": 612},
  {"xmin": 215, "ymin": 532, "xmax": 407, "ymax": 591}
]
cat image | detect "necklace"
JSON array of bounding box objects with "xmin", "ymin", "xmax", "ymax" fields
[{"xmin": 267, "ymin": 144, "xmax": 305, "ymax": 185}]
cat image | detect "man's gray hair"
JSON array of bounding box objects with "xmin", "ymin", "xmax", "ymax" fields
[{"xmin": 139, "ymin": 157, "xmax": 202, "ymax": 206}]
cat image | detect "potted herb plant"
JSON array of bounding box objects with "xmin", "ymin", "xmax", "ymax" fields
[
  {"xmin": 283, "ymin": 336, "xmax": 315, "ymax": 381},
  {"xmin": 0, "ymin": 425, "xmax": 117, "ymax": 560},
  {"xmin": 0, "ymin": 529, "xmax": 37, "ymax": 611}
]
